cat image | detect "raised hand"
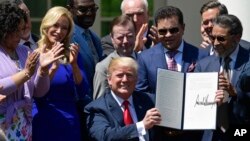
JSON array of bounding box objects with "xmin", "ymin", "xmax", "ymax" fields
[
  {"xmin": 134, "ymin": 23, "xmax": 148, "ymax": 52},
  {"xmin": 148, "ymin": 25, "xmax": 159, "ymax": 46},
  {"xmin": 24, "ymin": 51, "xmax": 40, "ymax": 77},
  {"xmin": 69, "ymin": 43, "xmax": 79, "ymax": 65},
  {"xmin": 200, "ymin": 27, "xmax": 212, "ymax": 48},
  {"xmin": 39, "ymin": 42, "xmax": 64, "ymax": 68}
]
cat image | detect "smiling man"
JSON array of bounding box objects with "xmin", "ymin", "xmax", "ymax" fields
[
  {"xmin": 85, "ymin": 57, "xmax": 161, "ymax": 141},
  {"xmin": 93, "ymin": 15, "xmax": 138, "ymax": 99},
  {"xmin": 135, "ymin": 6, "xmax": 209, "ymax": 141},
  {"xmin": 195, "ymin": 14, "xmax": 250, "ymax": 141}
]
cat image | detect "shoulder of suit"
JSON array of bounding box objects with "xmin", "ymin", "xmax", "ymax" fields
[
  {"xmin": 97, "ymin": 52, "xmax": 118, "ymax": 67},
  {"xmin": 85, "ymin": 95, "xmax": 106, "ymax": 109},
  {"xmin": 31, "ymin": 33, "xmax": 40, "ymax": 42},
  {"xmin": 133, "ymin": 91, "xmax": 155, "ymax": 103}
]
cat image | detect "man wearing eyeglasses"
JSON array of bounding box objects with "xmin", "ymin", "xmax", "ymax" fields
[
  {"xmin": 195, "ymin": 14, "xmax": 250, "ymax": 141},
  {"xmin": 200, "ymin": 0, "xmax": 250, "ymax": 55},
  {"xmin": 66, "ymin": 0, "xmax": 104, "ymax": 140},
  {"xmin": 67, "ymin": 0, "xmax": 104, "ymax": 99},
  {"xmin": 135, "ymin": 6, "xmax": 208, "ymax": 141}
]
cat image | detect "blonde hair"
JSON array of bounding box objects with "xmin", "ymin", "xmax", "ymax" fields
[
  {"xmin": 0, "ymin": 128, "xmax": 7, "ymax": 141},
  {"xmin": 38, "ymin": 6, "xmax": 74, "ymax": 49},
  {"xmin": 107, "ymin": 57, "xmax": 138, "ymax": 76}
]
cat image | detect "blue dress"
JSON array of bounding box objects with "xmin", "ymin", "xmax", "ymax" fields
[{"xmin": 32, "ymin": 64, "xmax": 88, "ymax": 141}]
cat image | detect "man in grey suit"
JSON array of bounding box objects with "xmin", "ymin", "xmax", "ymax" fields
[
  {"xmin": 93, "ymin": 15, "xmax": 137, "ymax": 99},
  {"xmin": 195, "ymin": 14, "xmax": 250, "ymax": 141}
]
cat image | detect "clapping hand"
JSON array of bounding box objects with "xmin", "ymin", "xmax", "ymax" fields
[
  {"xmin": 149, "ymin": 25, "xmax": 159, "ymax": 46},
  {"xmin": 39, "ymin": 42, "xmax": 64, "ymax": 68},
  {"xmin": 215, "ymin": 73, "xmax": 237, "ymax": 105},
  {"xmin": 218, "ymin": 72, "xmax": 236, "ymax": 96},
  {"xmin": 200, "ymin": 27, "xmax": 212, "ymax": 48},
  {"xmin": 134, "ymin": 23, "xmax": 148, "ymax": 52},
  {"xmin": 24, "ymin": 51, "xmax": 40, "ymax": 77},
  {"xmin": 69, "ymin": 43, "xmax": 79, "ymax": 65}
]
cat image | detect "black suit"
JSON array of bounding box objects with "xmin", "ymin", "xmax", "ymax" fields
[{"xmin": 31, "ymin": 33, "xmax": 39, "ymax": 42}]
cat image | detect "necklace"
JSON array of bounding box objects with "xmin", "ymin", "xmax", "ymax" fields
[{"xmin": 9, "ymin": 50, "xmax": 22, "ymax": 71}]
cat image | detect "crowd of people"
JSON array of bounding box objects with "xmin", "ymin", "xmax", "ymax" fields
[{"xmin": 0, "ymin": 0, "xmax": 250, "ymax": 141}]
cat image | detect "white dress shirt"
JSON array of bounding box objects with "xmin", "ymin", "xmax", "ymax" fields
[{"xmin": 111, "ymin": 91, "xmax": 147, "ymax": 141}]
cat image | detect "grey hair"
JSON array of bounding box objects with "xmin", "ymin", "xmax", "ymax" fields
[{"xmin": 120, "ymin": 0, "xmax": 148, "ymax": 12}]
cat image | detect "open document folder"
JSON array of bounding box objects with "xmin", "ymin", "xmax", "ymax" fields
[{"xmin": 155, "ymin": 68, "xmax": 218, "ymax": 130}]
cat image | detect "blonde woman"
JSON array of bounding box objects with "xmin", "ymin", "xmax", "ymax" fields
[{"xmin": 32, "ymin": 6, "xmax": 88, "ymax": 141}]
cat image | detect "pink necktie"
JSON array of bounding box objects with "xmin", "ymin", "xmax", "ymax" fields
[
  {"xmin": 123, "ymin": 100, "xmax": 133, "ymax": 125},
  {"xmin": 167, "ymin": 50, "xmax": 178, "ymax": 71}
]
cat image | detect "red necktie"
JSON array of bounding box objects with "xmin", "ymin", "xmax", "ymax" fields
[
  {"xmin": 123, "ymin": 100, "xmax": 133, "ymax": 125},
  {"xmin": 167, "ymin": 50, "xmax": 178, "ymax": 71}
]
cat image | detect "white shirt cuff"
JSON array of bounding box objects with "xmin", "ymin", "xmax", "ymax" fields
[{"xmin": 136, "ymin": 121, "xmax": 146, "ymax": 136}]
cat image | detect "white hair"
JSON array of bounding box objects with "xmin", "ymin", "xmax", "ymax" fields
[{"xmin": 120, "ymin": 0, "xmax": 148, "ymax": 12}]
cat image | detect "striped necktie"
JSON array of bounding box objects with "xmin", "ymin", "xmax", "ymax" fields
[{"xmin": 166, "ymin": 50, "xmax": 178, "ymax": 71}]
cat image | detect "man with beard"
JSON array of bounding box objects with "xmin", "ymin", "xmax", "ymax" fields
[
  {"xmin": 93, "ymin": 15, "xmax": 138, "ymax": 99},
  {"xmin": 67, "ymin": 0, "xmax": 103, "ymax": 99}
]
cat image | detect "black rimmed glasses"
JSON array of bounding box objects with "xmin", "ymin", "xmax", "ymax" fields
[
  {"xmin": 158, "ymin": 27, "xmax": 180, "ymax": 36},
  {"xmin": 75, "ymin": 5, "xmax": 99, "ymax": 15}
]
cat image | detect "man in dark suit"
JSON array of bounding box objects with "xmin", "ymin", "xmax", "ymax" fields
[
  {"xmin": 101, "ymin": 0, "xmax": 157, "ymax": 56},
  {"xmin": 200, "ymin": 0, "xmax": 250, "ymax": 54},
  {"xmin": 85, "ymin": 57, "xmax": 161, "ymax": 141},
  {"xmin": 135, "ymin": 6, "xmax": 208, "ymax": 141},
  {"xmin": 195, "ymin": 14, "xmax": 250, "ymax": 141},
  {"xmin": 67, "ymin": 0, "xmax": 104, "ymax": 98},
  {"xmin": 239, "ymin": 63, "xmax": 250, "ymax": 92},
  {"xmin": 13, "ymin": 0, "xmax": 39, "ymax": 50},
  {"xmin": 136, "ymin": 6, "xmax": 208, "ymax": 95}
]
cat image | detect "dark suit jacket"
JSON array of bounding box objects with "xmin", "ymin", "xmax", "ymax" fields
[
  {"xmin": 72, "ymin": 25, "xmax": 103, "ymax": 98},
  {"xmin": 135, "ymin": 41, "xmax": 209, "ymax": 94},
  {"xmin": 195, "ymin": 45, "xmax": 250, "ymax": 125},
  {"xmin": 84, "ymin": 91, "xmax": 155, "ymax": 141},
  {"xmin": 239, "ymin": 62, "xmax": 250, "ymax": 92},
  {"xmin": 31, "ymin": 33, "xmax": 39, "ymax": 42}
]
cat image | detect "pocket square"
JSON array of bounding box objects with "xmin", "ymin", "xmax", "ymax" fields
[{"xmin": 187, "ymin": 62, "xmax": 196, "ymax": 72}]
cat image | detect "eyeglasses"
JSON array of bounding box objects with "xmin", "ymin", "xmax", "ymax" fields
[
  {"xmin": 158, "ymin": 27, "xmax": 179, "ymax": 35},
  {"xmin": 75, "ymin": 5, "xmax": 99, "ymax": 15},
  {"xmin": 210, "ymin": 35, "xmax": 228, "ymax": 42}
]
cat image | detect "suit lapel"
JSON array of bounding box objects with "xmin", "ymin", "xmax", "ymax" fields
[
  {"xmin": 105, "ymin": 93, "xmax": 125, "ymax": 126},
  {"xmin": 181, "ymin": 42, "xmax": 197, "ymax": 72},
  {"xmin": 132, "ymin": 94, "xmax": 145, "ymax": 121},
  {"xmin": 153, "ymin": 43, "xmax": 168, "ymax": 69},
  {"xmin": 209, "ymin": 56, "xmax": 221, "ymax": 72}
]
